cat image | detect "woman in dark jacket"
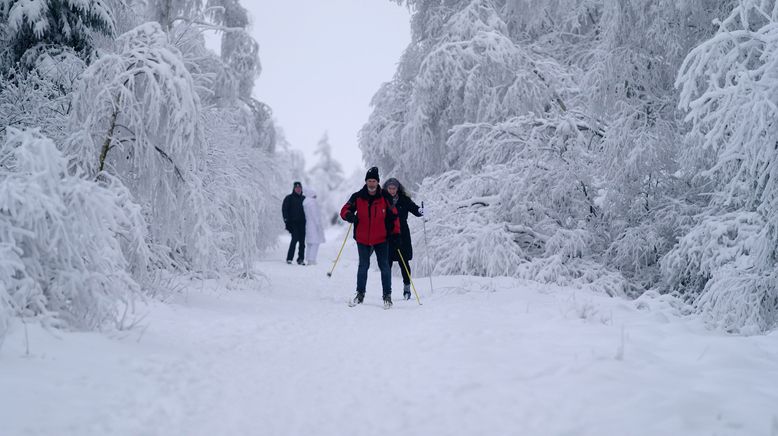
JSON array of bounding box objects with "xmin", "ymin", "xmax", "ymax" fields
[{"xmin": 383, "ymin": 178, "xmax": 423, "ymax": 300}]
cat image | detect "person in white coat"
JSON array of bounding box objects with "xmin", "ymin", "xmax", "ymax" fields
[{"xmin": 303, "ymin": 188, "xmax": 326, "ymax": 265}]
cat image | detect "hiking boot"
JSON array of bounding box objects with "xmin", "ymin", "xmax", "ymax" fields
[
  {"xmin": 403, "ymin": 284, "xmax": 411, "ymax": 300},
  {"xmin": 383, "ymin": 294, "xmax": 393, "ymax": 309},
  {"xmin": 297, "ymin": 259, "xmax": 305, "ymax": 265},
  {"xmin": 286, "ymin": 260, "xmax": 292, "ymax": 265}
]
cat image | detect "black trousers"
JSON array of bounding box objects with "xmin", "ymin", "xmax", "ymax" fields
[
  {"xmin": 286, "ymin": 222, "xmax": 306, "ymax": 262},
  {"xmin": 390, "ymin": 259, "xmax": 411, "ymax": 286}
]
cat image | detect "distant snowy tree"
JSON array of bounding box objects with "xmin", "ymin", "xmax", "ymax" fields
[
  {"xmin": 246, "ymin": 99, "xmax": 276, "ymax": 152},
  {"xmin": 144, "ymin": 0, "xmax": 202, "ymax": 32},
  {"xmin": 0, "ymin": 0, "xmax": 115, "ymax": 67},
  {"xmin": 107, "ymin": 0, "xmax": 144, "ymax": 34},
  {"xmin": 667, "ymin": 0, "xmax": 778, "ymax": 333},
  {"xmin": 310, "ymin": 133, "xmax": 343, "ymax": 187},
  {"xmin": 308, "ymin": 132, "xmax": 344, "ymax": 223},
  {"xmin": 276, "ymin": 126, "xmax": 307, "ymax": 184},
  {"xmin": 0, "ymin": 128, "xmax": 148, "ymax": 331},
  {"xmin": 207, "ymin": 0, "xmax": 259, "ymax": 96}
]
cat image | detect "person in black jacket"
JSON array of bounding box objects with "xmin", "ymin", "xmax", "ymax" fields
[
  {"xmin": 382, "ymin": 178, "xmax": 423, "ymax": 300},
  {"xmin": 282, "ymin": 181, "xmax": 306, "ymax": 265}
]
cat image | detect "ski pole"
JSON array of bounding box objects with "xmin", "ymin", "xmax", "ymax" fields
[
  {"xmin": 397, "ymin": 249, "xmax": 422, "ymax": 305},
  {"xmin": 327, "ymin": 222, "xmax": 352, "ymax": 277},
  {"xmin": 421, "ymin": 201, "xmax": 435, "ymax": 294}
]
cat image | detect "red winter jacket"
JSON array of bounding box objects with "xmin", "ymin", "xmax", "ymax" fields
[{"xmin": 340, "ymin": 185, "xmax": 400, "ymax": 246}]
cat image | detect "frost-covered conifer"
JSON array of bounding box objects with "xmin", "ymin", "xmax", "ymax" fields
[
  {"xmin": 144, "ymin": 0, "xmax": 203, "ymax": 31},
  {"xmin": 308, "ymin": 132, "xmax": 345, "ymax": 222},
  {"xmin": 0, "ymin": 0, "xmax": 115, "ymax": 66}
]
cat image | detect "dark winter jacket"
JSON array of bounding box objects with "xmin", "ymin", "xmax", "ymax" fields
[
  {"xmin": 388, "ymin": 194, "xmax": 421, "ymax": 261},
  {"xmin": 340, "ymin": 186, "xmax": 400, "ymax": 246},
  {"xmin": 282, "ymin": 191, "xmax": 306, "ymax": 226}
]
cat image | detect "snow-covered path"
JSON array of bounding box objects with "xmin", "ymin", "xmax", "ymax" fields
[{"xmin": 2, "ymin": 227, "xmax": 778, "ymax": 436}]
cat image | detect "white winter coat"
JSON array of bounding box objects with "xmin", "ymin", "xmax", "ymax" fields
[{"xmin": 303, "ymin": 188, "xmax": 326, "ymax": 244}]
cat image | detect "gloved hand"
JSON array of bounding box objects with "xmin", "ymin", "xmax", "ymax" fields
[
  {"xmin": 418, "ymin": 207, "xmax": 424, "ymax": 216},
  {"xmin": 345, "ymin": 211, "xmax": 358, "ymax": 224},
  {"xmin": 389, "ymin": 233, "xmax": 401, "ymax": 246},
  {"xmin": 284, "ymin": 221, "xmax": 292, "ymax": 233}
]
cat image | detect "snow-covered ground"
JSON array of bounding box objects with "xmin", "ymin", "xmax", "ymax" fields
[{"xmin": 2, "ymin": 227, "xmax": 777, "ymax": 436}]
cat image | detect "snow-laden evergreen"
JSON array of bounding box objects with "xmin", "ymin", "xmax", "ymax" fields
[
  {"xmin": 0, "ymin": 0, "xmax": 115, "ymax": 66},
  {"xmin": 308, "ymin": 132, "xmax": 345, "ymax": 224}
]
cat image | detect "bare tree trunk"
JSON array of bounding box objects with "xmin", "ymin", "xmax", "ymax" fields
[{"xmin": 98, "ymin": 107, "xmax": 119, "ymax": 172}]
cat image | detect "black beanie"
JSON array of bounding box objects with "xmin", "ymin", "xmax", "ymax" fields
[
  {"xmin": 365, "ymin": 166, "xmax": 379, "ymax": 182},
  {"xmin": 293, "ymin": 181, "xmax": 302, "ymax": 189}
]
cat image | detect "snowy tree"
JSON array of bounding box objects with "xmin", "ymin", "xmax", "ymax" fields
[
  {"xmin": 170, "ymin": 0, "xmax": 281, "ymax": 273},
  {"xmin": 150, "ymin": 0, "xmax": 283, "ymax": 274},
  {"xmin": 575, "ymin": 1, "xmax": 735, "ymax": 289},
  {"xmin": 207, "ymin": 0, "xmax": 259, "ymax": 97},
  {"xmin": 368, "ymin": 0, "xmax": 739, "ymax": 300},
  {"xmin": 0, "ymin": 66, "xmax": 71, "ymax": 145},
  {"xmin": 0, "ymin": 128, "xmax": 148, "ymax": 331},
  {"xmin": 415, "ymin": 110, "xmax": 628, "ymax": 296},
  {"xmin": 359, "ymin": 80, "xmax": 409, "ymax": 181},
  {"xmin": 144, "ymin": 0, "xmax": 202, "ymax": 32},
  {"xmin": 364, "ymin": 0, "xmax": 572, "ymax": 185},
  {"xmin": 200, "ymin": 106, "xmax": 285, "ymax": 276},
  {"xmin": 0, "ymin": 0, "xmax": 115, "ymax": 67},
  {"xmin": 66, "ymin": 22, "xmax": 220, "ymax": 272},
  {"xmin": 666, "ymin": 0, "xmax": 778, "ymax": 333},
  {"xmin": 308, "ymin": 132, "xmax": 344, "ymax": 223},
  {"xmin": 310, "ymin": 133, "xmax": 343, "ymax": 189},
  {"xmin": 367, "ymin": 0, "xmax": 614, "ymax": 292},
  {"xmin": 0, "ymin": 0, "xmax": 293, "ymax": 339},
  {"xmin": 275, "ymin": 126, "xmax": 307, "ymax": 185}
]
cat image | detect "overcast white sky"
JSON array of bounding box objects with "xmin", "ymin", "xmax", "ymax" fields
[{"xmin": 242, "ymin": 1, "xmax": 411, "ymax": 175}]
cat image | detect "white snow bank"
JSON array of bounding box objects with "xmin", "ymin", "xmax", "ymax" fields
[{"xmin": 1, "ymin": 229, "xmax": 776, "ymax": 436}]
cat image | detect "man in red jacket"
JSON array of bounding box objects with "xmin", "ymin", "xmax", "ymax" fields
[{"xmin": 341, "ymin": 167, "xmax": 401, "ymax": 309}]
